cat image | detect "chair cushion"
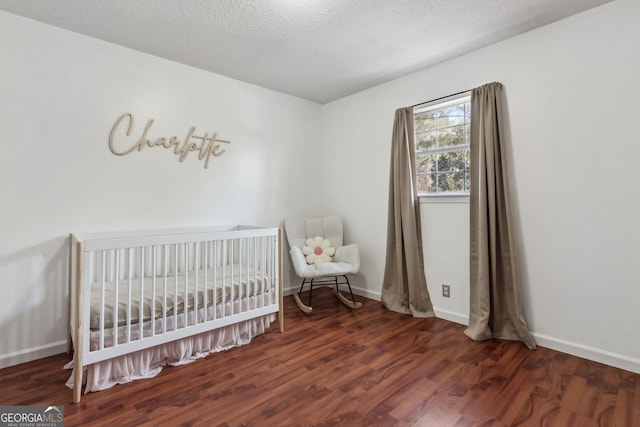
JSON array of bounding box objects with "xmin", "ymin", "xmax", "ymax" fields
[{"xmin": 300, "ymin": 261, "xmax": 359, "ymax": 278}]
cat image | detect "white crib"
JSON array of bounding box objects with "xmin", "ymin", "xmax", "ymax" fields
[{"xmin": 67, "ymin": 225, "xmax": 283, "ymax": 402}]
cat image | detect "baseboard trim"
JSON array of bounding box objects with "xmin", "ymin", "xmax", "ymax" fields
[
  {"xmin": 433, "ymin": 308, "xmax": 469, "ymax": 326},
  {"xmin": 531, "ymin": 332, "xmax": 640, "ymax": 374},
  {"xmin": 0, "ymin": 340, "xmax": 67, "ymax": 369},
  {"xmin": 352, "ymin": 286, "xmax": 381, "ymax": 301}
]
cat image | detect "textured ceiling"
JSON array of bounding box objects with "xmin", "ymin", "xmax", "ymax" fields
[{"xmin": 0, "ymin": 0, "xmax": 613, "ymax": 104}]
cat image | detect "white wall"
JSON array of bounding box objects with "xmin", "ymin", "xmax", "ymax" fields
[
  {"xmin": 420, "ymin": 198, "xmax": 470, "ymax": 324},
  {"xmin": 323, "ymin": 0, "xmax": 640, "ymax": 373},
  {"xmin": 0, "ymin": 11, "xmax": 323, "ymax": 367}
]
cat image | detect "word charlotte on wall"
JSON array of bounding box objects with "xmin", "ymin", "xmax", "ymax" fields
[{"xmin": 109, "ymin": 113, "xmax": 230, "ymax": 169}]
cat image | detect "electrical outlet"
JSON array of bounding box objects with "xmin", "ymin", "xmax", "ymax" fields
[{"xmin": 442, "ymin": 284, "xmax": 450, "ymax": 298}]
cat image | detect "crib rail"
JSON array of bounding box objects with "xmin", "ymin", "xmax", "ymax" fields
[{"xmin": 69, "ymin": 225, "xmax": 282, "ymax": 402}]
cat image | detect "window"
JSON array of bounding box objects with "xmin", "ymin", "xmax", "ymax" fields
[{"xmin": 414, "ymin": 94, "xmax": 471, "ymax": 195}]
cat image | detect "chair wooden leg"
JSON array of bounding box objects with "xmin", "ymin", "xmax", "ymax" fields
[
  {"xmin": 335, "ymin": 275, "xmax": 362, "ymax": 309},
  {"xmin": 294, "ymin": 278, "xmax": 313, "ymax": 313}
]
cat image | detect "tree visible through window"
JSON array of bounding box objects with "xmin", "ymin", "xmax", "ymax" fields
[{"xmin": 414, "ymin": 96, "xmax": 470, "ymax": 194}]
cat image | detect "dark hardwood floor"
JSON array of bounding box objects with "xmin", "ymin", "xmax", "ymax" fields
[{"xmin": 1, "ymin": 287, "xmax": 639, "ymax": 426}]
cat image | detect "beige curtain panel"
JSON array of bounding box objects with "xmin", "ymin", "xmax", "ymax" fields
[
  {"xmin": 464, "ymin": 82, "xmax": 535, "ymax": 349},
  {"xmin": 381, "ymin": 107, "xmax": 435, "ymax": 318}
]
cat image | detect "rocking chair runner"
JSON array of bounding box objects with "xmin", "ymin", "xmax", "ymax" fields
[{"xmin": 284, "ymin": 216, "xmax": 362, "ymax": 313}]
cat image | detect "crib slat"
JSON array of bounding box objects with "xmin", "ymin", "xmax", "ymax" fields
[
  {"xmin": 213, "ymin": 241, "xmax": 218, "ymax": 321},
  {"xmin": 243, "ymin": 237, "xmax": 248, "ymax": 307},
  {"xmin": 173, "ymin": 244, "xmax": 179, "ymax": 331},
  {"xmin": 203, "ymin": 242, "xmax": 209, "ymax": 323},
  {"xmin": 184, "ymin": 243, "xmax": 188, "ymax": 328},
  {"xmin": 230, "ymin": 239, "xmax": 235, "ymax": 316},
  {"xmin": 139, "ymin": 246, "xmax": 144, "ymax": 340},
  {"xmin": 99, "ymin": 250, "xmax": 106, "ymax": 350},
  {"xmin": 221, "ymin": 242, "xmax": 226, "ymax": 317},
  {"xmin": 253, "ymin": 236, "xmax": 258, "ymax": 308},
  {"xmin": 127, "ymin": 248, "xmax": 132, "ymax": 344},
  {"xmin": 113, "ymin": 249, "xmax": 120, "ymax": 347},
  {"xmin": 249, "ymin": 237, "xmax": 254, "ymax": 304},
  {"xmin": 163, "ymin": 245, "xmax": 168, "ymax": 334},
  {"xmin": 152, "ymin": 246, "xmax": 157, "ymax": 337},
  {"xmin": 195, "ymin": 242, "xmax": 200, "ymax": 325},
  {"xmin": 262, "ymin": 236, "xmax": 267, "ymax": 297},
  {"xmin": 250, "ymin": 237, "xmax": 256, "ymax": 308},
  {"xmin": 269, "ymin": 236, "xmax": 273, "ymax": 295},
  {"xmin": 240, "ymin": 238, "xmax": 245, "ymax": 303}
]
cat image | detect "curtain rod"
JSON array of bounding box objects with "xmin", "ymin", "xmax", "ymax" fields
[{"xmin": 411, "ymin": 89, "xmax": 471, "ymax": 109}]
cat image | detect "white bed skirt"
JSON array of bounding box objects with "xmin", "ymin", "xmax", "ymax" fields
[{"xmin": 65, "ymin": 313, "xmax": 275, "ymax": 393}]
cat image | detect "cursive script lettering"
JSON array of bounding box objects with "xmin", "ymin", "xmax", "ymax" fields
[{"xmin": 109, "ymin": 113, "xmax": 230, "ymax": 169}]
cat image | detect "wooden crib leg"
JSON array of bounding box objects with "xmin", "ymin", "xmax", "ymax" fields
[
  {"xmin": 67, "ymin": 234, "xmax": 73, "ymax": 354},
  {"xmin": 278, "ymin": 228, "xmax": 285, "ymax": 332},
  {"xmin": 73, "ymin": 241, "xmax": 84, "ymax": 403},
  {"xmin": 73, "ymin": 362, "xmax": 83, "ymax": 403}
]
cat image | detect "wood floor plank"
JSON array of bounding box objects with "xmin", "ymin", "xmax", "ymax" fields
[{"xmin": 1, "ymin": 287, "xmax": 639, "ymax": 426}]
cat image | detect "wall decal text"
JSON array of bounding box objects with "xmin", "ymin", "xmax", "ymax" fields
[{"xmin": 109, "ymin": 113, "xmax": 230, "ymax": 169}]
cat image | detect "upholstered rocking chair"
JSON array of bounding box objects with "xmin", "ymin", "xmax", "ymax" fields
[{"xmin": 284, "ymin": 216, "xmax": 362, "ymax": 313}]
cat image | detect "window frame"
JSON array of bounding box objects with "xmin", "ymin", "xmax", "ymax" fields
[{"xmin": 414, "ymin": 92, "xmax": 471, "ymax": 198}]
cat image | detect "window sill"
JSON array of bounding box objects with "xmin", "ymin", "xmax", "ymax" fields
[{"xmin": 419, "ymin": 193, "xmax": 469, "ymax": 204}]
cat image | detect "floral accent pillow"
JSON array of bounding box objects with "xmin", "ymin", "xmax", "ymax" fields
[{"xmin": 302, "ymin": 236, "xmax": 335, "ymax": 264}]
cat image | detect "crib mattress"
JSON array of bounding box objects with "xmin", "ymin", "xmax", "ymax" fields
[{"xmin": 89, "ymin": 266, "xmax": 269, "ymax": 330}]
